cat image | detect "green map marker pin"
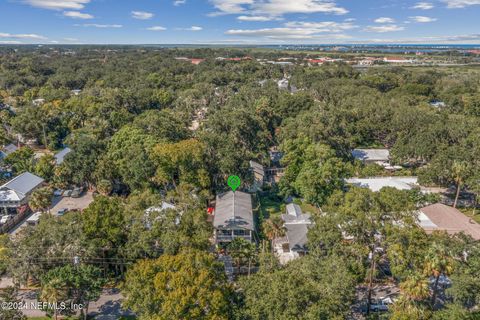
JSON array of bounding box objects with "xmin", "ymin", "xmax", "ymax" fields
[{"xmin": 227, "ymin": 175, "xmax": 241, "ymax": 192}]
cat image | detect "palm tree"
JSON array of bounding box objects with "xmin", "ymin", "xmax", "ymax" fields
[
  {"xmin": 262, "ymin": 216, "xmax": 286, "ymax": 252},
  {"xmin": 451, "ymin": 161, "xmax": 469, "ymax": 208},
  {"xmin": 423, "ymin": 242, "xmax": 454, "ymax": 307},
  {"xmin": 227, "ymin": 237, "xmax": 257, "ymax": 275},
  {"xmin": 40, "ymin": 279, "xmax": 66, "ymax": 320},
  {"xmin": 29, "ymin": 187, "xmax": 53, "ymax": 213},
  {"xmin": 391, "ymin": 273, "xmax": 431, "ymax": 320}
]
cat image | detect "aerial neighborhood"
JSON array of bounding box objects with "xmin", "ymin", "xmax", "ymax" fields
[{"xmin": 0, "ymin": 44, "xmax": 479, "ymax": 320}]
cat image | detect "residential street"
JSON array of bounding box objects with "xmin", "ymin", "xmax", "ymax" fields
[{"xmin": 0, "ymin": 278, "xmax": 133, "ymax": 319}]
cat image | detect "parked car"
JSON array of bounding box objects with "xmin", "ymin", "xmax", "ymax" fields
[
  {"xmin": 71, "ymin": 187, "xmax": 83, "ymax": 198},
  {"xmin": 56, "ymin": 208, "xmax": 68, "ymax": 216},
  {"xmin": 63, "ymin": 190, "xmax": 73, "ymax": 197},
  {"xmin": 361, "ymin": 299, "xmax": 391, "ymax": 313},
  {"xmin": 0, "ymin": 215, "xmax": 13, "ymax": 225},
  {"xmin": 53, "ymin": 189, "xmax": 64, "ymax": 197}
]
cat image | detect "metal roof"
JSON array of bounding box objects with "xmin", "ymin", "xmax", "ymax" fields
[
  {"xmin": 55, "ymin": 147, "xmax": 72, "ymax": 165},
  {"xmin": 346, "ymin": 177, "xmax": 418, "ymax": 192},
  {"xmin": 352, "ymin": 149, "xmax": 390, "ymax": 162},
  {"xmin": 286, "ymin": 203, "xmax": 302, "ymax": 218},
  {"xmin": 0, "ymin": 172, "xmax": 44, "ymax": 200},
  {"xmin": 213, "ymin": 191, "xmax": 254, "ymax": 231}
]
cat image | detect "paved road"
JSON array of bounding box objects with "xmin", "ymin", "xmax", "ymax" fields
[{"xmin": 0, "ymin": 280, "xmax": 133, "ymax": 319}]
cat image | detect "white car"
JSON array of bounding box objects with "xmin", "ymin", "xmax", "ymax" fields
[{"xmin": 0, "ymin": 215, "xmax": 13, "ymax": 225}]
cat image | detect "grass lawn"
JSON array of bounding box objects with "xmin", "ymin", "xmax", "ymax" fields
[
  {"xmin": 258, "ymin": 194, "xmax": 283, "ymax": 220},
  {"xmin": 457, "ymin": 207, "xmax": 480, "ymax": 223}
]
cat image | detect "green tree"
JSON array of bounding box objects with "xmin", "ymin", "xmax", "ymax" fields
[
  {"xmin": 390, "ymin": 273, "xmax": 431, "ymax": 320},
  {"xmin": 34, "ymin": 154, "xmax": 56, "ymax": 181},
  {"xmin": 29, "ymin": 187, "xmax": 52, "ymax": 213},
  {"xmin": 4, "ymin": 147, "xmax": 35, "ymax": 174},
  {"xmin": 0, "ymin": 286, "xmax": 27, "ymax": 320},
  {"xmin": 41, "ymin": 264, "xmax": 105, "ymax": 320},
  {"xmin": 97, "ymin": 125, "xmax": 156, "ymax": 191},
  {"xmin": 151, "ymin": 139, "xmax": 210, "ymax": 190},
  {"xmin": 227, "ymin": 237, "xmax": 257, "ymax": 275},
  {"xmin": 280, "ymin": 138, "xmax": 351, "ymax": 206},
  {"xmin": 122, "ymin": 250, "xmax": 233, "ymax": 320},
  {"xmin": 237, "ymin": 255, "xmax": 356, "ymax": 320},
  {"xmin": 423, "ymin": 241, "xmax": 455, "ymax": 307},
  {"xmin": 324, "ymin": 187, "xmax": 416, "ymax": 314},
  {"xmin": 262, "ymin": 216, "xmax": 286, "ymax": 252},
  {"xmin": 82, "ymin": 196, "xmax": 126, "ymax": 254}
]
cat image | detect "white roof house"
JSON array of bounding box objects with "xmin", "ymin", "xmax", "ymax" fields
[
  {"xmin": 352, "ymin": 149, "xmax": 402, "ymax": 170},
  {"xmin": 346, "ymin": 177, "xmax": 418, "ymax": 192},
  {"xmin": 352, "ymin": 149, "xmax": 390, "ymax": 162},
  {"xmin": 275, "ymin": 204, "xmax": 313, "ymax": 264},
  {"xmin": 0, "ymin": 172, "xmax": 44, "ymax": 207}
]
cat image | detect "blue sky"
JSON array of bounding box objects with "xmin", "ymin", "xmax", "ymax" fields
[{"xmin": 1, "ymin": 0, "xmax": 479, "ymax": 44}]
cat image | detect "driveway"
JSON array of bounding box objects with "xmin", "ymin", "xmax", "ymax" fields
[{"xmin": 50, "ymin": 192, "xmax": 94, "ymax": 215}]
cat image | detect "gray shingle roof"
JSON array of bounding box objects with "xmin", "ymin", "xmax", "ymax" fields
[
  {"xmin": 285, "ymin": 223, "xmax": 309, "ymax": 252},
  {"xmin": 213, "ymin": 191, "xmax": 254, "ymax": 231}
]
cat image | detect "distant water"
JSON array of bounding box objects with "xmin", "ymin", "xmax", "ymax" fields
[{"xmin": 142, "ymin": 43, "xmax": 480, "ymax": 53}]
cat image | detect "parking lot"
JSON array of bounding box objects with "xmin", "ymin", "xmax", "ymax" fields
[{"xmin": 50, "ymin": 191, "xmax": 95, "ymax": 215}]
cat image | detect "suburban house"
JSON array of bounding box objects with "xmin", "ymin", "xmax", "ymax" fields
[
  {"xmin": 346, "ymin": 177, "xmax": 419, "ymax": 192},
  {"xmin": 213, "ymin": 191, "xmax": 255, "ymax": 246},
  {"xmin": 54, "ymin": 147, "xmax": 72, "ymax": 165},
  {"xmin": 418, "ymin": 203, "xmax": 480, "ymax": 240},
  {"xmin": 249, "ymin": 160, "xmax": 265, "ymax": 191},
  {"xmin": 352, "ymin": 148, "xmax": 401, "ymax": 170},
  {"xmin": 274, "ymin": 203, "xmax": 312, "ymax": 264},
  {"xmin": 0, "ymin": 172, "xmax": 44, "ymax": 212},
  {"xmin": 0, "ymin": 143, "xmax": 18, "ymax": 159}
]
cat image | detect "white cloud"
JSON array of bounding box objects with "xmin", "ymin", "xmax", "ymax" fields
[
  {"xmin": 174, "ymin": 0, "xmax": 186, "ymax": 5},
  {"xmin": 442, "ymin": 0, "xmax": 480, "ymax": 8},
  {"xmin": 0, "ymin": 40, "xmax": 23, "ymax": 44},
  {"xmin": 22, "ymin": 0, "xmax": 90, "ymax": 10},
  {"xmin": 226, "ymin": 20, "xmax": 356, "ymax": 40},
  {"xmin": 146, "ymin": 26, "xmax": 167, "ymax": 31},
  {"xmin": 0, "ymin": 32, "xmax": 47, "ymax": 39},
  {"xmin": 364, "ymin": 24, "xmax": 405, "ymax": 33},
  {"xmin": 177, "ymin": 26, "xmax": 203, "ymax": 31},
  {"xmin": 409, "ymin": 16, "xmax": 437, "ymax": 22},
  {"xmin": 63, "ymin": 37, "xmax": 79, "ymax": 41},
  {"xmin": 237, "ymin": 15, "xmax": 281, "ymax": 21},
  {"xmin": 75, "ymin": 24, "xmax": 123, "ymax": 28},
  {"xmin": 131, "ymin": 11, "xmax": 154, "ymax": 20},
  {"xmin": 374, "ymin": 17, "xmax": 395, "ymax": 23},
  {"xmin": 210, "ymin": 0, "xmax": 348, "ymax": 17},
  {"xmin": 411, "ymin": 2, "xmax": 434, "ymax": 9},
  {"xmin": 63, "ymin": 11, "xmax": 93, "ymax": 19},
  {"xmin": 284, "ymin": 21, "xmax": 357, "ymax": 31}
]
